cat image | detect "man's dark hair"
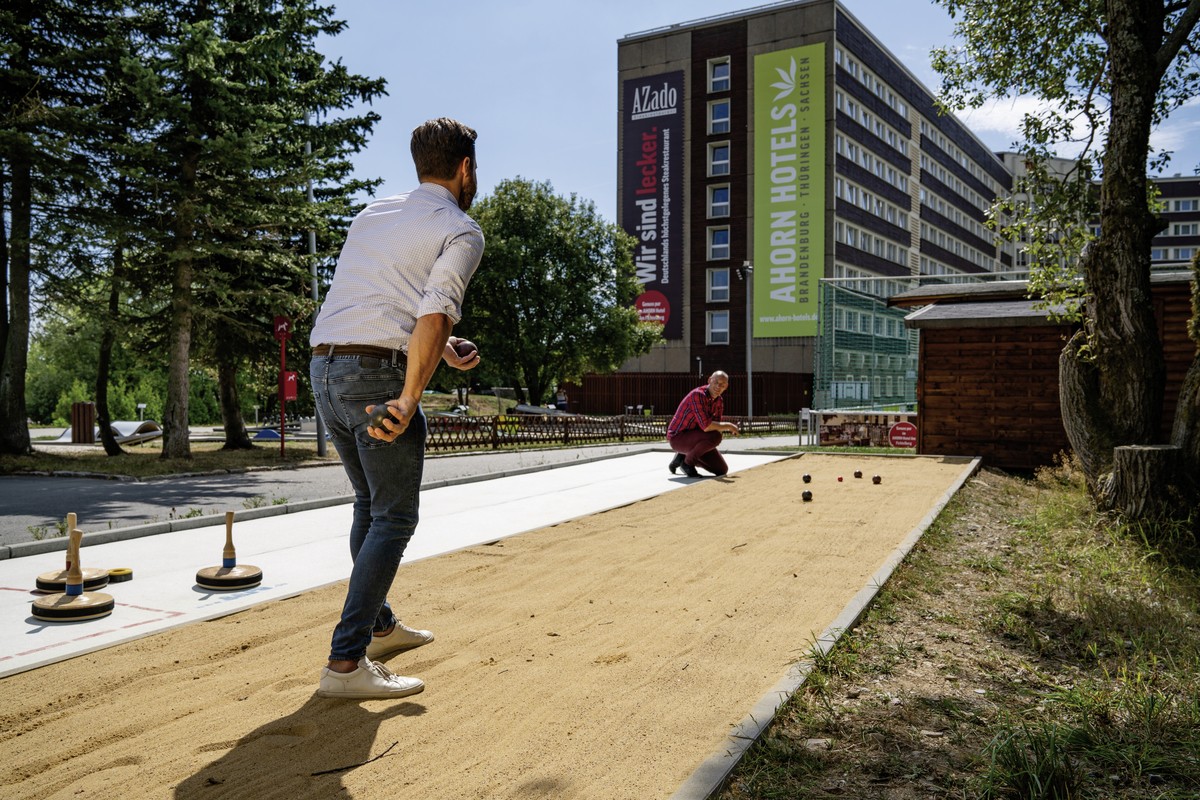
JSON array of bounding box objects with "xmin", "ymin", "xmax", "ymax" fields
[{"xmin": 411, "ymin": 118, "xmax": 477, "ymax": 181}]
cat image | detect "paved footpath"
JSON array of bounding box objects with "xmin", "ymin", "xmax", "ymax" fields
[{"xmin": 1, "ymin": 435, "xmax": 803, "ymax": 549}]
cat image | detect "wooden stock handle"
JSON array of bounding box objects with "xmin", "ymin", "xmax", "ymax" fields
[{"xmin": 222, "ymin": 511, "xmax": 236, "ymax": 566}]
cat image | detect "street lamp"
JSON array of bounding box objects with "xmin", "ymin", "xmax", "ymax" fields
[
  {"xmin": 696, "ymin": 355, "xmax": 703, "ymax": 377},
  {"xmin": 306, "ymin": 113, "xmax": 327, "ymax": 456},
  {"xmin": 736, "ymin": 261, "xmax": 754, "ymax": 419}
]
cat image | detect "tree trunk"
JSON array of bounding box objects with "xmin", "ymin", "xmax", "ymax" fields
[
  {"xmin": 1060, "ymin": 0, "xmax": 1166, "ymax": 507},
  {"xmin": 0, "ymin": 157, "xmax": 33, "ymax": 455},
  {"xmin": 160, "ymin": 148, "xmax": 200, "ymax": 461},
  {"xmin": 96, "ymin": 245, "xmax": 126, "ymax": 457},
  {"xmin": 217, "ymin": 355, "xmax": 253, "ymax": 450},
  {"xmin": 1098, "ymin": 445, "xmax": 1184, "ymax": 520},
  {"xmin": 1059, "ymin": 328, "xmax": 1116, "ymax": 491}
]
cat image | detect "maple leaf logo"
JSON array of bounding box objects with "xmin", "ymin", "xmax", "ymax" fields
[{"xmin": 771, "ymin": 58, "xmax": 797, "ymax": 101}]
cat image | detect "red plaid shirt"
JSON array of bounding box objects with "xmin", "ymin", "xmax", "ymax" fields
[{"xmin": 667, "ymin": 384, "xmax": 724, "ymax": 439}]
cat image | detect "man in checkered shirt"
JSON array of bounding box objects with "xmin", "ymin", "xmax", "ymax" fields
[{"xmin": 666, "ymin": 371, "xmax": 740, "ymax": 478}]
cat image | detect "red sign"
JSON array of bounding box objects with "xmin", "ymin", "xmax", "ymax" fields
[
  {"xmin": 281, "ymin": 371, "xmax": 299, "ymax": 401},
  {"xmin": 634, "ymin": 289, "xmax": 670, "ymax": 327},
  {"xmin": 274, "ymin": 315, "xmax": 292, "ymax": 341},
  {"xmin": 888, "ymin": 421, "xmax": 918, "ymax": 448}
]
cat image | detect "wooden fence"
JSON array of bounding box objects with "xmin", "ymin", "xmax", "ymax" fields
[{"xmin": 425, "ymin": 413, "xmax": 800, "ymax": 453}]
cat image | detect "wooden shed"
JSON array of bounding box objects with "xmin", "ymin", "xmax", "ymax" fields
[{"xmin": 890, "ymin": 272, "xmax": 1195, "ymax": 470}]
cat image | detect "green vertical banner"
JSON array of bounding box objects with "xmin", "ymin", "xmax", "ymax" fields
[{"xmin": 753, "ymin": 43, "xmax": 825, "ymax": 337}]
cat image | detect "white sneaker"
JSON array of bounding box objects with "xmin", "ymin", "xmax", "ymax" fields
[
  {"xmin": 317, "ymin": 657, "xmax": 424, "ymax": 699},
  {"xmin": 365, "ymin": 621, "xmax": 435, "ymax": 659}
]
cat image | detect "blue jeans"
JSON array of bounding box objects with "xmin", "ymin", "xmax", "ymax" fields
[{"xmin": 310, "ymin": 354, "xmax": 426, "ymax": 662}]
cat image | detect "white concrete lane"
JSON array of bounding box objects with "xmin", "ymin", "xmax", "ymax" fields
[{"xmin": 0, "ymin": 451, "xmax": 784, "ymax": 679}]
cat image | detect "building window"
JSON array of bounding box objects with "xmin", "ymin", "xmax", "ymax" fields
[
  {"xmin": 1151, "ymin": 247, "xmax": 1168, "ymax": 260},
  {"xmin": 708, "ymin": 57, "xmax": 730, "ymax": 93},
  {"xmin": 708, "ymin": 226, "xmax": 730, "ymax": 260},
  {"xmin": 1175, "ymin": 247, "xmax": 1196, "ymax": 260},
  {"xmin": 707, "ymin": 268, "xmax": 730, "ymax": 302},
  {"xmin": 1171, "ymin": 222, "xmax": 1199, "ymax": 236},
  {"xmin": 707, "ymin": 310, "xmax": 730, "ymax": 345},
  {"xmin": 708, "ymin": 142, "xmax": 730, "ymax": 176},
  {"xmin": 708, "ymin": 184, "xmax": 730, "ymax": 218},
  {"xmin": 708, "ymin": 100, "xmax": 731, "ymax": 134},
  {"xmin": 1173, "ymin": 199, "xmax": 1199, "ymax": 212}
]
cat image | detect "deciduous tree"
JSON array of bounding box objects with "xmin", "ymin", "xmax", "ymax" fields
[
  {"xmin": 934, "ymin": 0, "xmax": 1200, "ymax": 518},
  {"xmin": 464, "ymin": 178, "xmax": 661, "ymax": 405}
]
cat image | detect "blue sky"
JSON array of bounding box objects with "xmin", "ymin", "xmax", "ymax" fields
[{"xmin": 317, "ymin": 0, "xmax": 1200, "ymax": 222}]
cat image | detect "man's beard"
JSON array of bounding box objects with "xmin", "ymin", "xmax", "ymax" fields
[{"xmin": 458, "ymin": 174, "xmax": 477, "ymax": 211}]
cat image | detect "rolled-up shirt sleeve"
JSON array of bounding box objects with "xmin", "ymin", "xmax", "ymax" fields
[{"xmin": 415, "ymin": 225, "xmax": 485, "ymax": 323}]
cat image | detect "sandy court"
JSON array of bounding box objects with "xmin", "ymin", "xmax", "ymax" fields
[{"xmin": 0, "ymin": 454, "xmax": 973, "ymax": 799}]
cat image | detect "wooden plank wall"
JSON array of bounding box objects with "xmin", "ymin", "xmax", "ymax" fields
[
  {"xmin": 916, "ymin": 279, "xmax": 1196, "ymax": 470},
  {"xmin": 1157, "ymin": 282, "xmax": 1197, "ymax": 437},
  {"xmin": 917, "ymin": 325, "xmax": 1072, "ymax": 470}
]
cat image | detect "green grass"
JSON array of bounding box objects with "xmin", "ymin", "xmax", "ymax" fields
[
  {"xmin": 719, "ymin": 460, "xmax": 1200, "ymax": 799},
  {"xmin": 0, "ymin": 439, "xmax": 339, "ymax": 479}
]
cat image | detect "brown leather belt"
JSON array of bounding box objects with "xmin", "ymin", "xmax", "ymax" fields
[{"xmin": 312, "ymin": 343, "xmax": 406, "ymax": 364}]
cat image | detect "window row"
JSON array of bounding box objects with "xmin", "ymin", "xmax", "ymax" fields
[
  {"xmin": 830, "ymin": 349, "xmax": 915, "ymax": 373},
  {"xmin": 919, "ymin": 186, "xmax": 991, "ymax": 243},
  {"xmin": 918, "ymin": 153, "xmax": 991, "ymax": 214},
  {"xmin": 835, "ymin": 90, "xmax": 908, "ymax": 157},
  {"xmin": 833, "ymin": 308, "xmax": 909, "ymax": 338},
  {"xmin": 1151, "ymin": 246, "xmax": 1196, "ymax": 261},
  {"xmin": 833, "ymin": 46, "xmax": 909, "ymax": 119},
  {"xmin": 833, "ymin": 263, "xmax": 912, "ymax": 299},
  {"xmin": 919, "ymin": 222, "xmax": 995, "ymax": 270},
  {"xmin": 835, "ymin": 220, "xmax": 910, "ymax": 267},
  {"xmin": 835, "ymin": 134, "xmax": 908, "ymax": 193},
  {"xmin": 836, "ymin": 176, "xmax": 910, "ymax": 230},
  {"xmin": 918, "ymin": 119, "xmax": 1000, "ymax": 195},
  {"xmin": 831, "ymin": 374, "xmax": 910, "ymax": 399}
]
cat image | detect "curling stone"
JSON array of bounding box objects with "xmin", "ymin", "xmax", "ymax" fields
[
  {"xmin": 872, "ymin": 474, "xmax": 882, "ymax": 485},
  {"xmin": 802, "ymin": 490, "xmax": 813, "ymax": 502},
  {"xmin": 853, "ymin": 470, "xmax": 863, "ymax": 479},
  {"xmin": 196, "ymin": 511, "xmax": 262, "ymax": 591},
  {"xmin": 107, "ymin": 567, "xmax": 134, "ymax": 583},
  {"xmin": 35, "ymin": 513, "xmax": 109, "ymax": 592},
  {"xmin": 802, "ymin": 473, "xmax": 811, "ymax": 484},
  {"xmin": 32, "ymin": 528, "xmax": 114, "ymax": 622}
]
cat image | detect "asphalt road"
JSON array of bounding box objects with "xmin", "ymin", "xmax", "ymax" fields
[
  {"xmin": 3, "ymin": 434, "xmax": 812, "ymax": 549},
  {"xmin": 1, "ymin": 443, "xmax": 666, "ymax": 547}
]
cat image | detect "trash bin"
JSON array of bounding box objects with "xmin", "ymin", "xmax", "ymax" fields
[{"xmin": 71, "ymin": 402, "xmax": 96, "ymax": 444}]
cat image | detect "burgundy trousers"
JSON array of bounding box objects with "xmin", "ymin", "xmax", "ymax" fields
[{"xmin": 667, "ymin": 428, "xmax": 728, "ymax": 476}]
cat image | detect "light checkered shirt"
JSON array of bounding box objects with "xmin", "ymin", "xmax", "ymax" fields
[{"xmin": 311, "ymin": 183, "xmax": 484, "ymax": 350}]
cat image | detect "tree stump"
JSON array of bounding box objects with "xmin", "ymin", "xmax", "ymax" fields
[{"xmin": 1098, "ymin": 445, "xmax": 1182, "ymax": 520}]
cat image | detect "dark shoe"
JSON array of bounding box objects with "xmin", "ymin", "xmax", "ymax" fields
[
  {"xmin": 668, "ymin": 453, "xmax": 685, "ymax": 474},
  {"xmin": 681, "ymin": 463, "xmax": 700, "ymax": 478}
]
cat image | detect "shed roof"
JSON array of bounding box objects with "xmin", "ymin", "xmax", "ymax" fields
[
  {"xmin": 888, "ymin": 270, "xmax": 1193, "ymax": 310},
  {"xmin": 903, "ymin": 299, "xmax": 1075, "ymax": 329}
]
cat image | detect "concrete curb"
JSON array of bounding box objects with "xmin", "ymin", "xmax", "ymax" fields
[{"xmin": 669, "ymin": 453, "xmax": 983, "ymax": 800}]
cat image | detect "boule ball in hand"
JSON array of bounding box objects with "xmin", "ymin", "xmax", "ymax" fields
[
  {"xmin": 455, "ymin": 339, "xmax": 478, "ymax": 359},
  {"xmin": 368, "ymin": 403, "xmax": 395, "ymax": 429}
]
